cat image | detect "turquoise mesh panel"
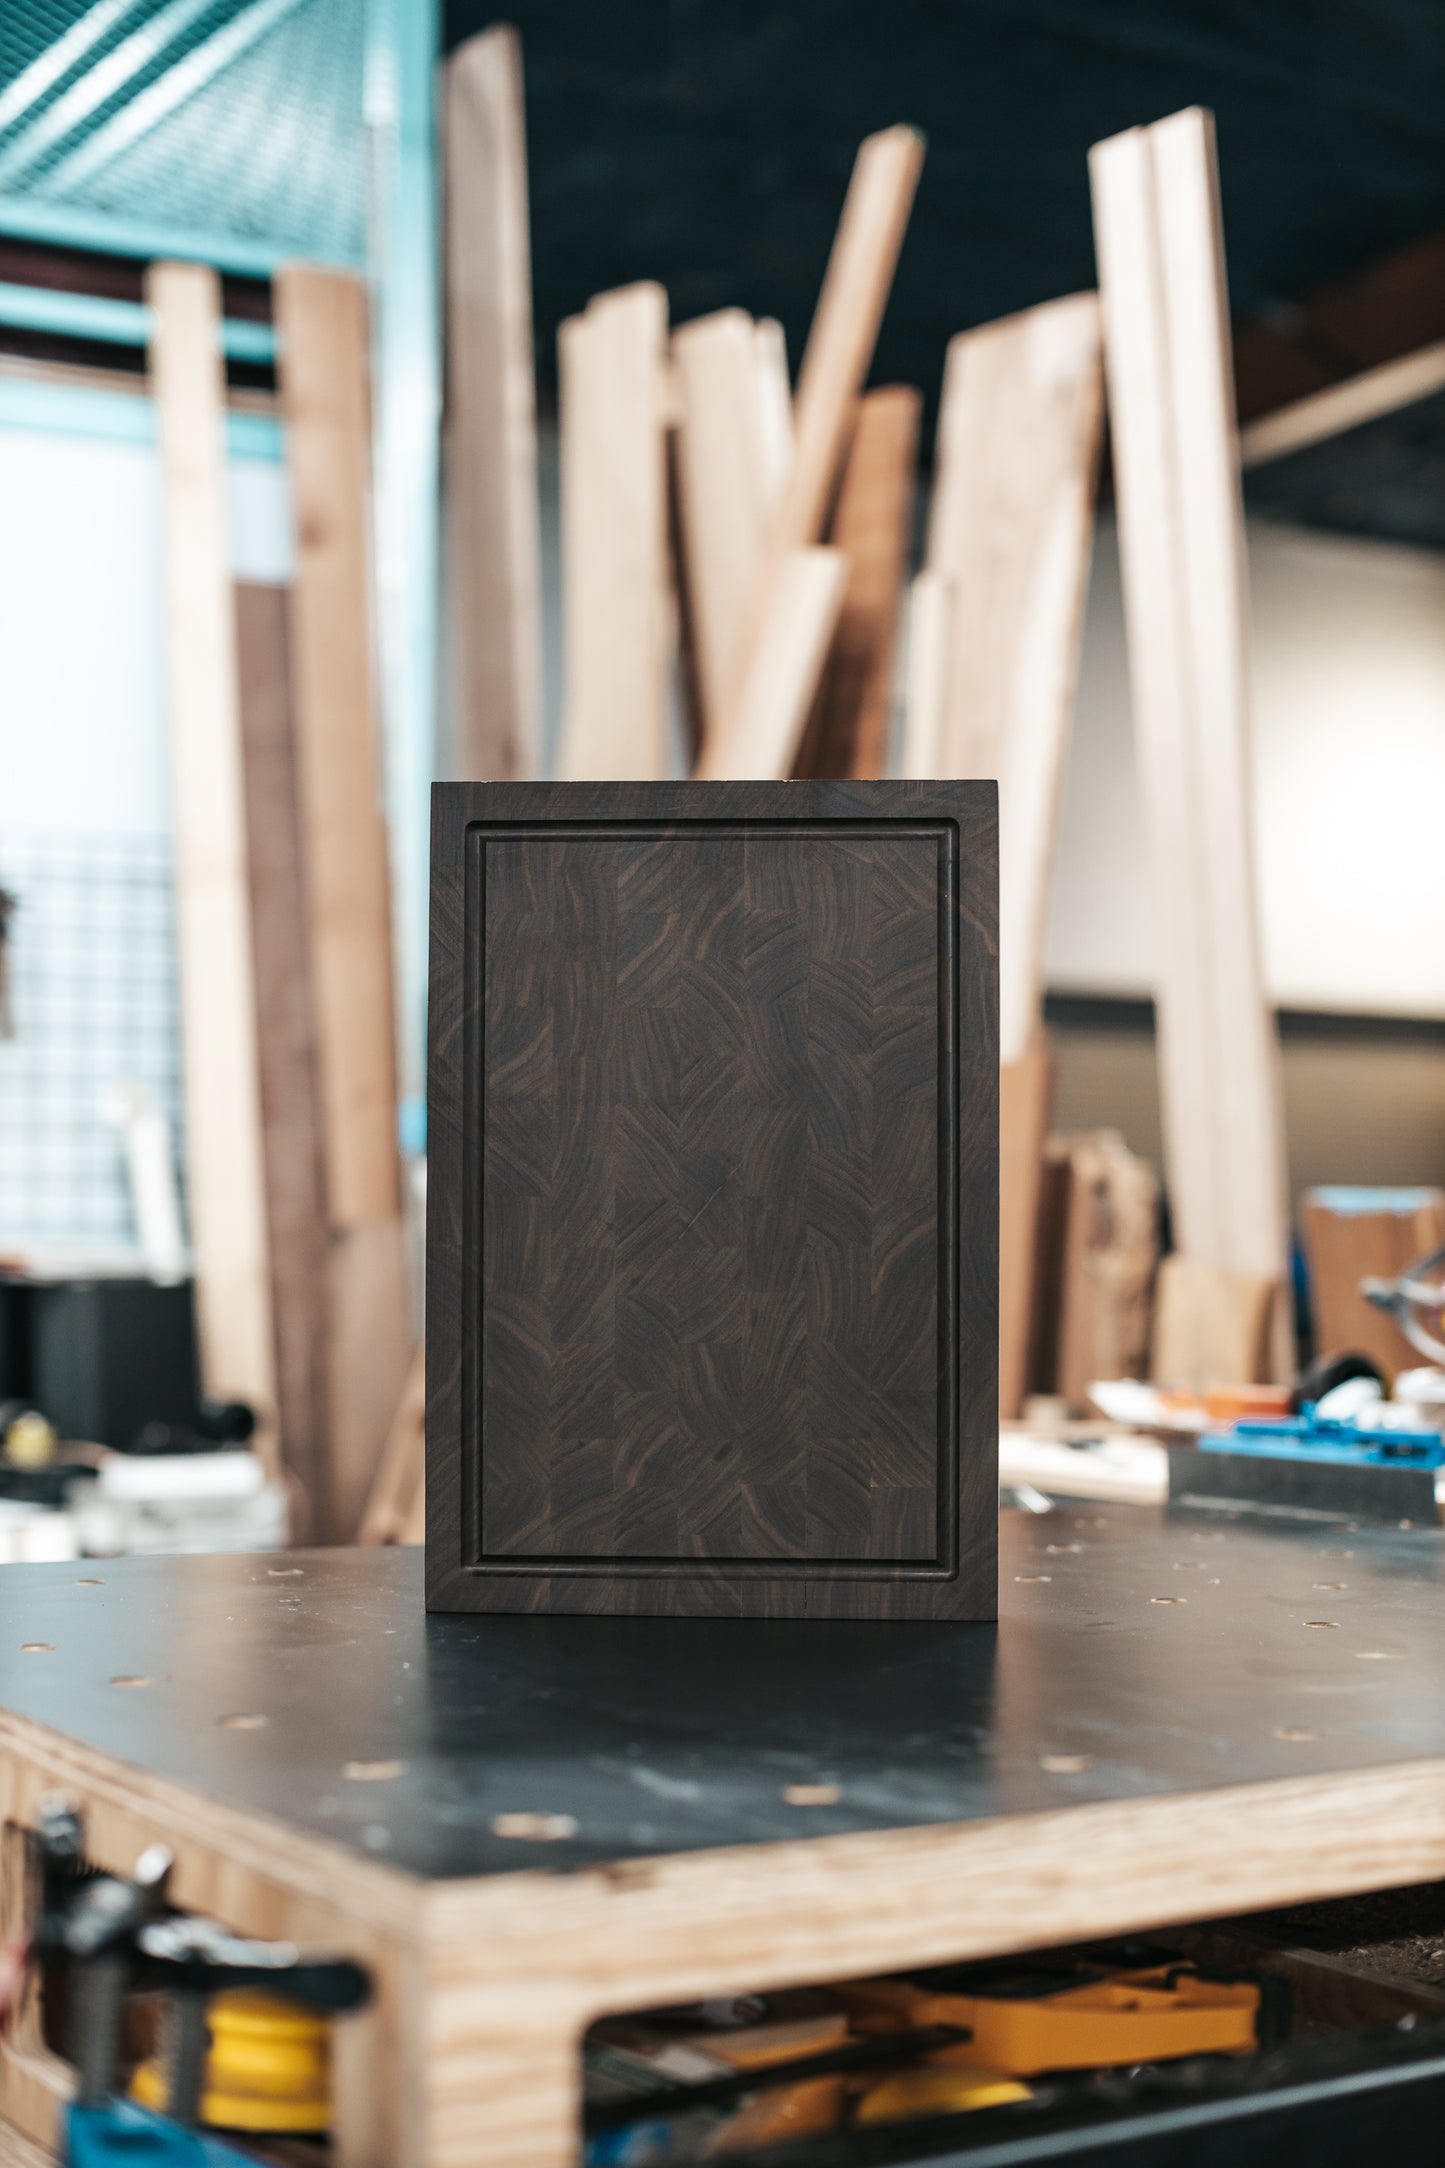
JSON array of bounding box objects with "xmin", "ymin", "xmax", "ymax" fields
[{"xmin": 0, "ymin": 0, "xmax": 365, "ymax": 264}]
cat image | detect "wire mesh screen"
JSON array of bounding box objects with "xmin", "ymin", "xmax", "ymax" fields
[
  {"xmin": 0, "ymin": 833, "xmax": 185, "ymax": 1255},
  {"xmin": 0, "ymin": 0, "xmax": 366, "ymax": 265}
]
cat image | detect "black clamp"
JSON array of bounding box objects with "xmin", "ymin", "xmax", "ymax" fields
[{"xmin": 33, "ymin": 1804, "xmax": 369, "ymax": 2127}]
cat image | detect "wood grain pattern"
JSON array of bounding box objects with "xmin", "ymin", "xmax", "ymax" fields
[
  {"xmin": 794, "ymin": 384, "xmax": 920, "ymax": 781},
  {"xmin": 235, "ymin": 582, "xmax": 328, "ymax": 1532},
  {"xmin": 442, "ymin": 25, "xmax": 543, "ymax": 783},
  {"xmin": 427, "ymin": 781, "xmax": 998, "ymax": 1618},
  {"xmin": 147, "ymin": 263, "xmax": 277, "ymax": 1471}
]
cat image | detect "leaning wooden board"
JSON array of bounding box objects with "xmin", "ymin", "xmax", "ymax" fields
[
  {"xmin": 273, "ymin": 265, "xmax": 413, "ymax": 1539},
  {"xmin": 147, "ymin": 263, "xmax": 278, "ymax": 1471},
  {"xmin": 427, "ymin": 780, "xmax": 999, "ymax": 1619},
  {"xmin": 1089, "ymin": 109, "xmax": 1289, "ymax": 1356},
  {"xmin": 4, "ymin": 1512, "xmax": 1445, "ymax": 2165}
]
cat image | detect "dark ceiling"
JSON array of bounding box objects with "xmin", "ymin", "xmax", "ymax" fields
[{"xmin": 444, "ymin": 0, "xmax": 1445, "ymax": 545}]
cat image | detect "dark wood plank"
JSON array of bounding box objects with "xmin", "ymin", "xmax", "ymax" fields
[
  {"xmin": 427, "ymin": 780, "xmax": 998, "ymax": 1619},
  {"xmin": 235, "ymin": 582, "xmax": 329, "ymax": 1538}
]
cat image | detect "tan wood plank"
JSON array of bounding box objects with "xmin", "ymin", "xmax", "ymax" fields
[
  {"xmin": 236, "ymin": 581, "xmax": 328, "ymax": 1534},
  {"xmin": 1302, "ymin": 1188, "xmax": 1445, "ymax": 1377},
  {"xmin": 1048, "ymin": 1129, "xmax": 1160, "ymax": 1407},
  {"xmin": 703, "ymin": 128, "xmax": 922, "ymax": 776},
  {"xmin": 1240, "ymin": 337, "xmax": 1445, "ymax": 468},
  {"xmin": 442, "ymin": 25, "xmax": 542, "ymax": 782},
  {"xmin": 1150, "ymin": 1253, "xmax": 1281, "ymax": 1388},
  {"xmin": 1090, "ymin": 110, "xmax": 1288, "ymax": 1351},
  {"xmin": 999, "ymin": 1046, "xmax": 1053, "ymax": 1419},
  {"xmin": 359, "ymin": 1343, "xmax": 427, "ymax": 1546},
  {"xmin": 926, "ymin": 293, "xmax": 1104, "ymax": 1066},
  {"xmin": 672, "ymin": 309, "xmax": 777, "ymax": 750},
  {"xmin": 146, "ymin": 262, "xmax": 277, "ymax": 1473},
  {"xmin": 770, "ymin": 126, "xmax": 923, "ymax": 559},
  {"xmin": 694, "ymin": 548, "xmax": 845, "ymax": 781},
  {"xmin": 794, "ymin": 384, "xmax": 919, "ymax": 779},
  {"xmin": 273, "ymin": 265, "xmax": 410, "ymax": 1530},
  {"xmin": 273, "ymin": 265, "xmax": 401, "ymax": 1233},
  {"xmin": 557, "ymin": 282, "xmax": 672, "ymax": 781}
]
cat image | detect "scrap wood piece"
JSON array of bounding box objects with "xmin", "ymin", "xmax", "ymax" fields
[
  {"xmin": 1000, "ymin": 1045, "xmax": 1054, "ymax": 1421},
  {"xmin": 925, "ymin": 292, "xmax": 1104, "ymax": 1066},
  {"xmin": 1302, "ymin": 1187, "xmax": 1445, "ymax": 1376},
  {"xmin": 236, "ymin": 582, "xmax": 327, "ymax": 1531},
  {"xmin": 1151, "ymin": 1254, "xmax": 1280, "ymax": 1392},
  {"xmin": 898, "ymin": 569, "xmax": 950, "ymax": 779},
  {"xmin": 794, "ymin": 383, "xmax": 919, "ymax": 779},
  {"xmin": 147, "ymin": 262, "xmax": 277, "ymax": 1475},
  {"xmin": 359, "ymin": 1343, "xmax": 425, "ymax": 1545},
  {"xmin": 672, "ymin": 308, "xmax": 779, "ymax": 750},
  {"xmin": 442, "ymin": 23, "xmax": 542, "ymax": 782},
  {"xmin": 704, "ymin": 126, "xmax": 922, "ymax": 778},
  {"xmin": 1090, "ymin": 108, "xmax": 1289, "ymax": 1358},
  {"xmin": 694, "ymin": 547, "xmax": 846, "ymax": 782},
  {"xmin": 1034, "ymin": 1130, "xmax": 1160, "ymax": 1410},
  {"xmin": 752, "ymin": 316, "xmax": 794, "ymax": 507},
  {"xmin": 557, "ymin": 281, "xmax": 673, "ymax": 781},
  {"xmin": 772, "ymin": 125, "xmax": 924, "ymax": 557},
  {"xmin": 273, "ymin": 263, "xmax": 410, "ymax": 1536}
]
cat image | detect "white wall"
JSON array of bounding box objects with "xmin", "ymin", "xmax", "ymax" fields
[
  {"xmin": 0, "ymin": 405, "xmax": 292, "ymax": 843},
  {"xmin": 1045, "ymin": 517, "xmax": 1445, "ymax": 1018}
]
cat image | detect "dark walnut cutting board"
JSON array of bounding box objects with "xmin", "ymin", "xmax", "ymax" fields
[{"xmin": 426, "ymin": 780, "xmax": 997, "ymax": 1619}]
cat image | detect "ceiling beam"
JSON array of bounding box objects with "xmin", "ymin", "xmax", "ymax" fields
[{"xmin": 1240, "ymin": 337, "xmax": 1445, "ymax": 468}]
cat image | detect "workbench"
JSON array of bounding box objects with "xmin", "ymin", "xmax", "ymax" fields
[{"xmin": 1, "ymin": 1499, "xmax": 1444, "ymax": 2167}]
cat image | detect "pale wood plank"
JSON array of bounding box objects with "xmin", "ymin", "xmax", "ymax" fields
[
  {"xmin": 273, "ymin": 265, "xmax": 411, "ymax": 1530},
  {"xmin": 794, "ymin": 384, "xmax": 919, "ymax": 779},
  {"xmin": 1151, "ymin": 1254, "xmax": 1281, "ymax": 1389},
  {"xmin": 926, "ymin": 293, "xmax": 1104, "ymax": 1066},
  {"xmin": 557, "ymin": 283, "xmax": 672, "ymax": 781},
  {"xmin": 898, "ymin": 569, "xmax": 949, "ymax": 778},
  {"xmin": 752, "ymin": 316, "xmax": 794, "ymax": 510},
  {"xmin": 236, "ymin": 581, "xmax": 328, "ymax": 1533},
  {"xmin": 442, "ymin": 25, "xmax": 542, "ymax": 782},
  {"xmin": 1090, "ymin": 110, "xmax": 1289, "ymax": 1350},
  {"xmin": 359, "ymin": 1343, "xmax": 427, "ymax": 1546},
  {"xmin": 705, "ymin": 128, "xmax": 922, "ymax": 774},
  {"xmin": 672, "ymin": 308, "xmax": 776, "ymax": 750},
  {"xmin": 147, "ymin": 262, "xmax": 277, "ymax": 1474},
  {"xmin": 770, "ymin": 126, "xmax": 923, "ymax": 558},
  {"xmin": 693, "ymin": 548, "xmax": 846, "ymax": 782}
]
